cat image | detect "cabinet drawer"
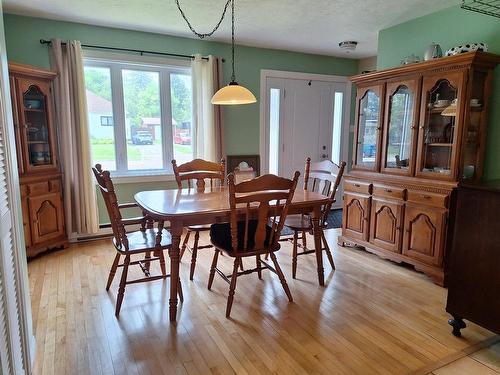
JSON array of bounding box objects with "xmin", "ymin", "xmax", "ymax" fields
[
  {"xmin": 407, "ymin": 190, "xmax": 448, "ymax": 208},
  {"xmin": 28, "ymin": 181, "xmax": 49, "ymax": 195},
  {"xmin": 372, "ymin": 184, "xmax": 405, "ymax": 200},
  {"xmin": 49, "ymin": 179, "xmax": 61, "ymax": 192},
  {"xmin": 344, "ymin": 180, "xmax": 371, "ymax": 195}
]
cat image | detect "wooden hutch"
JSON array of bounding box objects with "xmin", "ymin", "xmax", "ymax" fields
[
  {"xmin": 9, "ymin": 63, "xmax": 67, "ymax": 257},
  {"xmin": 339, "ymin": 51, "xmax": 500, "ymax": 285}
]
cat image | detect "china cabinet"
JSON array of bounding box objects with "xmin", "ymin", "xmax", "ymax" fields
[
  {"xmin": 9, "ymin": 62, "xmax": 68, "ymax": 257},
  {"xmin": 339, "ymin": 51, "xmax": 500, "ymax": 285}
]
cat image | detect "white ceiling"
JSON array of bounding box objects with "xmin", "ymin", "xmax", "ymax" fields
[{"xmin": 4, "ymin": 0, "xmax": 459, "ymax": 59}]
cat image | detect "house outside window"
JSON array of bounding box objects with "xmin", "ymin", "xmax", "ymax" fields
[
  {"xmin": 100, "ymin": 115, "xmax": 114, "ymax": 126},
  {"xmin": 84, "ymin": 53, "xmax": 194, "ymax": 176}
]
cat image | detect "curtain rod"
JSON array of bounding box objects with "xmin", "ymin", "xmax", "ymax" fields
[{"xmin": 39, "ymin": 39, "xmax": 223, "ymax": 62}]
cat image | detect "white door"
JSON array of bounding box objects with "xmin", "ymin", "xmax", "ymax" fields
[{"xmin": 264, "ymin": 75, "xmax": 349, "ymax": 208}]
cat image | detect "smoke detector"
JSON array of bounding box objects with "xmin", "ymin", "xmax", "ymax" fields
[{"xmin": 339, "ymin": 41, "xmax": 358, "ymax": 52}]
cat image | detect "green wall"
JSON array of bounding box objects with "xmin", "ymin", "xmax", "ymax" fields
[
  {"xmin": 378, "ymin": 5, "xmax": 500, "ymax": 179},
  {"xmin": 3, "ymin": 13, "xmax": 358, "ymax": 224}
]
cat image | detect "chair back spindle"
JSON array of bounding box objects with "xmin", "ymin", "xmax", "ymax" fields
[
  {"xmin": 303, "ymin": 157, "xmax": 347, "ymax": 222},
  {"xmin": 172, "ymin": 158, "xmax": 225, "ymax": 190},
  {"xmin": 227, "ymin": 172, "xmax": 300, "ymax": 252},
  {"xmin": 92, "ymin": 164, "xmax": 129, "ymax": 250}
]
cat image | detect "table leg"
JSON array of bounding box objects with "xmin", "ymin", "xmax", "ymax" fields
[
  {"xmin": 169, "ymin": 222, "xmax": 183, "ymax": 322},
  {"xmin": 311, "ymin": 206, "xmax": 325, "ymax": 286}
]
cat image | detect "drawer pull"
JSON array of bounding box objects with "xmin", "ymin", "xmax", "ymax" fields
[
  {"xmin": 354, "ymin": 183, "xmax": 361, "ymax": 187},
  {"xmin": 384, "ymin": 188, "xmax": 393, "ymax": 193},
  {"xmin": 422, "ymin": 195, "xmax": 432, "ymax": 199}
]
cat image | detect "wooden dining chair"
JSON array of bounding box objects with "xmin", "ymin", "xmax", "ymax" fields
[
  {"xmin": 282, "ymin": 157, "xmax": 346, "ymax": 279},
  {"xmin": 92, "ymin": 164, "xmax": 183, "ymax": 316},
  {"xmin": 208, "ymin": 171, "xmax": 300, "ymax": 318},
  {"xmin": 172, "ymin": 158, "xmax": 225, "ymax": 280}
]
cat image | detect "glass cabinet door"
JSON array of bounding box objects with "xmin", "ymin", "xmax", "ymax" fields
[
  {"xmin": 382, "ymin": 80, "xmax": 418, "ymax": 174},
  {"xmin": 16, "ymin": 79, "xmax": 57, "ymax": 172},
  {"xmin": 354, "ymin": 86, "xmax": 383, "ymax": 170},
  {"xmin": 416, "ymin": 73, "xmax": 464, "ymax": 179}
]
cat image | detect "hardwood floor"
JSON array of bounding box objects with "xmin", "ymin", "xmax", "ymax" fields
[{"xmin": 28, "ymin": 228, "xmax": 497, "ymax": 375}]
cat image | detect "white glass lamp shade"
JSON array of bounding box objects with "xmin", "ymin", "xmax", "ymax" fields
[{"xmin": 211, "ymin": 81, "xmax": 257, "ymax": 105}]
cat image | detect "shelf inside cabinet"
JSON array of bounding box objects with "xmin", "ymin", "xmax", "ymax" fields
[{"xmin": 426, "ymin": 143, "xmax": 453, "ymax": 147}]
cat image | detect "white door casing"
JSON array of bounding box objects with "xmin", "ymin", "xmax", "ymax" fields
[{"xmin": 260, "ymin": 70, "xmax": 351, "ymax": 208}]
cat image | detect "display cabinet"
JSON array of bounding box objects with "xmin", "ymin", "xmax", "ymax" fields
[
  {"xmin": 340, "ymin": 51, "xmax": 500, "ymax": 285},
  {"xmin": 9, "ymin": 62, "xmax": 68, "ymax": 257}
]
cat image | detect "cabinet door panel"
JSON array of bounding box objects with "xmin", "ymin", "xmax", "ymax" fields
[
  {"xmin": 28, "ymin": 192, "xmax": 64, "ymax": 244},
  {"xmin": 15, "ymin": 77, "xmax": 58, "ymax": 173},
  {"xmin": 416, "ymin": 71, "xmax": 466, "ymax": 181},
  {"xmin": 381, "ymin": 78, "xmax": 420, "ymax": 176},
  {"xmin": 403, "ymin": 204, "xmax": 446, "ymax": 266},
  {"xmin": 353, "ymin": 85, "xmax": 384, "ymax": 171},
  {"xmin": 342, "ymin": 193, "xmax": 371, "ymax": 241},
  {"xmin": 370, "ymin": 198, "xmax": 404, "ymax": 252}
]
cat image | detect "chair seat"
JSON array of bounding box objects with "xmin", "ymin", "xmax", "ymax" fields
[
  {"xmin": 284, "ymin": 214, "xmax": 312, "ymax": 230},
  {"xmin": 210, "ymin": 220, "xmax": 279, "ymax": 256},
  {"xmin": 187, "ymin": 224, "xmax": 212, "ymax": 231},
  {"xmin": 113, "ymin": 228, "xmax": 172, "ymax": 253}
]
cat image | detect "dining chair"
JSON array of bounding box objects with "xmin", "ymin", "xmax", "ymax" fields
[
  {"xmin": 92, "ymin": 164, "xmax": 183, "ymax": 316},
  {"xmin": 282, "ymin": 157, "xmax": 346, "ymax": 279},
  {"xmin": 172, "ymin": 158, "xmax": 225, "ymax": 280},
  {"xmin": 208, "ymin": 171, "xmax": 300, "ymax": 318}
]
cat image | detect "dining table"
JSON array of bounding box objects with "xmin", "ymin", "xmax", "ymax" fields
[{"xmin": 135, "ymin": 186, "xmax": 331, "ymax": 322}]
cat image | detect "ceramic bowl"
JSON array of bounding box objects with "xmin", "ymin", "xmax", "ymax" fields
[{"xmin": 445, "ymin": 43, "xmax": 488, "ymax": 56}]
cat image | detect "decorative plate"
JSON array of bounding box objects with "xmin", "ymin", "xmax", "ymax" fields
[{"xmin": 445, "ymin": 43, "xmax": 488, "ymax": 56}]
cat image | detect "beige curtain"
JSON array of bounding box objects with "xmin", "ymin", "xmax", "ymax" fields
[
  {"xmin": 192, "ymin": 55, "xmax": 224, "ymax": 161},
  {"xmin": 49, "ymin": 39, "xmax": 99, "ymax": 236}
]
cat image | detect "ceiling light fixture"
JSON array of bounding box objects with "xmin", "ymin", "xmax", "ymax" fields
[
  {"xmin": 339, "ymin": 41, "xmax": 358, "ymax": 53},
  {"xmin": 175, "ymin": 0, "xmax": 256, "ymax": 105}
]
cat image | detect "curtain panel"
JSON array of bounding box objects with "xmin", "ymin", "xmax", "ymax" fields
[
  {"xmin": 192, "ymin": 55, "xmax": 224, "ymax": 162},
  {"xmin": 49, "ymin": 39, "xmax": 99, "ymax": 236}
]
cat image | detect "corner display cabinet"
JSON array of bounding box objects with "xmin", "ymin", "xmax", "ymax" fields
[
  {"xmin": 9, "ymin": 62, "xmax": 68, "ymax": 257},
  {"xmin": 339, "ymin": 51, "xmax": 500, "ymax": 285}
]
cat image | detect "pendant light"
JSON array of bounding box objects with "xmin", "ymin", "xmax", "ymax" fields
[
  {"xmin": 211, "ymin": 0, "xmax": 256, "ymax": 105},
  {"xmin": 175, "ymin": 0, "xmax": 256, "ymax": 105}
]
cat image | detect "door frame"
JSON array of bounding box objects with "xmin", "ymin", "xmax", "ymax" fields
[{"xmin": 259, "ymin": 69, "xmax": 352, "ymax": 175}]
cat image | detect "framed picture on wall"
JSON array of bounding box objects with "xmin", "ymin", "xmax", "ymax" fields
[{"xmin": 226, "ymin": 155, "xmax": 260, "ymax": 183}]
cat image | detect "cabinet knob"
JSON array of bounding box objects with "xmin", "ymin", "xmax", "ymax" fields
[
  {"xmin": 410, "ymin": 125, "xmax": 416, "ymax": 130},
  {"xmin": 376, "ymin": 126, "xmax": 382, "ymax": 131},
  {"xmin": 422, "ymin": 195, "xmax": 431, "ymax": 199},
  {"xmin": 354, "ymin": 183, "xmax": 361, "ymax": 187},
  {"xmin": 420, "ymin": 126, "xmax": 425, "ymax": 130},
  {"xmin": 384, "ymin": 188, "xmax": 393, "ymax": 193}
]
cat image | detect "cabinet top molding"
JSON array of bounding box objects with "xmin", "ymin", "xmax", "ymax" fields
[
  {"xmin": 8, "ymin": 62, "xmax": 57, "ymax": 80},
  {"xmin": 350, "ymin": 51, "xmax": 500, "ymax": 84}
]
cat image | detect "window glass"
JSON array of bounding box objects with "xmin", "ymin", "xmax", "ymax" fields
[
  {"xmin": 122, "ymin": 69, "xmax": 163, "ymax": 171},
  {"xmin": 84, "ymin": 66, "xmax": 116, "ymax": 171},
  {"xmin": 171, "ymin": 73, "xmax": 193, "ymax": 165},
  {"xmin": 269, "ymin": 88, "xmax": 280, "ymax": 175}
]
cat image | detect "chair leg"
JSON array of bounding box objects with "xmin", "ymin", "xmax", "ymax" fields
[
  {"xmin": 256, "ymin": 255, "xmax": 262, "ymax": 279},
  {"xmin": 208, "ymin": 249, "xmax": 220, "ymax": 290},
  {"xmin": 190, "ymin": 231, "xmax": 200, "ymax": 280},
  {"xmin": 226, "ymin": 257, "xmax": 241, "ymax": 318},
  {"xmin": 180, "ymin": 230, "xmax": 191, "ymax": 261},
  {"xmin": 144, "ymin": 250, "xmax": 152, "ymax": 272},
  {"xmin": 322, "ymin": 230, "xmax": 335, "ymax": 270},
  {"xmin": 177, "ymin": 278, "xmax": 184, "ymax": 303},
  {"xmin": 302, "ymin": 230, "xmax": 307, "ymax": 248},
  {"xmin": 115, "ymin": 255, "xmax": 130, "ymax": 317},
  {"xmin": 158, "ymin": 249, "xmax": 167, "ymax": 276},
  {"xmin": 106, "ymin": 253, "xmax": 121, "ymax": 291},
  {"xmin": 239, "ymin": 259, "xmax": 244, "ymax": 271},
  {"xmin": 292, "ymin": 230, "xmax": 298, "ymax": 279},
  {"xmin": 270, "ymin": 252, "xmax": 293, "ymax": 302}
]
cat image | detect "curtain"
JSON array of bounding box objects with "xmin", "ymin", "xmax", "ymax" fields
[
  {"xmin": 49, "ymin": 39, "xmax": 99, "ymax": 236},
  {"xmin": 191, "ymin": 55, "xmax": 224, "ymax": 161}
]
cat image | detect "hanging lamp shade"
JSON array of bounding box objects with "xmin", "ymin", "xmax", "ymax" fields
[{"xmin": 211, "ymin": 81, "xmax": 257, "ymax": 105}]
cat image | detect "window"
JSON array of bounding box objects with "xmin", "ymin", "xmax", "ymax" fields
[
  {"xmin": 100, "ymin": 116, "xmax": 114, "ymax": 126},
  {"xmin": 84, "ymin": 55, "xmax": 193, "ymax": 176},
  {"xmin": 268, "ymin": 88, "xmax": 281, "ymax": 175}
]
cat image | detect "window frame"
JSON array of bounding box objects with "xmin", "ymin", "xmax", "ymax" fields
[
  {"xmin": 83, "ymin": 51, "xmax": 194, "ymax": 179},
  {"xmin": 100, "ymin": 115, "xmax": 114, "ymax": 126}
]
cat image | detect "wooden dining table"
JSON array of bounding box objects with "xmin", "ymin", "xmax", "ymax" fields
[{"xmin": 135, "ymin": 186, "xmax": 331, "ymax": 322}]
